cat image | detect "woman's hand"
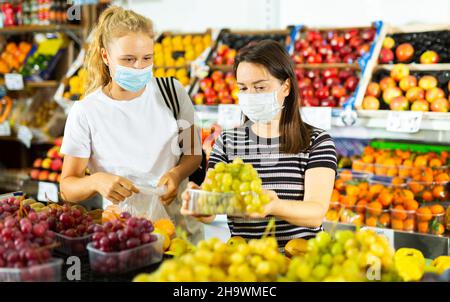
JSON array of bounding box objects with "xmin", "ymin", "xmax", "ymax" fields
[
  {"xmin": 247, "ymin": 189, "xmax": 280, "ymax": 219},
  {"xmin": 92, "ymin": 172, "xmax": 139, "ymax": 204},
  {"xmin": 180, "ymin": 182, "xmax": 215, "ymax": 223},
  {"xmin": 158, "ymin": 170, "xmax": 181, "ymax": 206}
]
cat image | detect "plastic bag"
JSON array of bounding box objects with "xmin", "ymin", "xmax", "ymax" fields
[{"xmin": 104, "ymin": 167, "xmax": 170, "ymax": 222}]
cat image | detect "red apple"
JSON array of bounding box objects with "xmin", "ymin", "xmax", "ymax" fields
[
  {"xmin": 340, "ymin": 45, "xmax": 353, "ymax": 56},
  {"xmin": 390, "ymin": 96, "xmax": 409, "ymax": 111},
  {"xmin": 411, "ymin": 99, "xmax": 430, "ymax": 112},
  {"xmin": 38, "ymin": 171, "xmax": 49, "ymax": 181},
  {"xmin": 379, "ymin": 48, "xmax": 394, "ymax": 64},
  {"xmin": 300, "ymin": 87, "xmax": 314, "ymax": 99},
  {"xmin": 226, "ymin": 57, "xmax": 235, "ymax": 65},
  {"xmin": 325, "ymin": 77, "xmax": 340, "ymax": 87},
  {"xmin": 306, "ymin": 30, "xmax": 322, "ymax": 42},
  {"xmin": 292, "ymin": 53, "xmax": 304, "ymax": 64},
  {"xmin": 316, "ymin": 87, "xmax": 330, "ymax": 99},
  {"xmin": 325, "ymin": 54, "xmax": 341, "ymax": 63},
  {"xmin": 338, "ymin": 69, "xmax": 354, "ymax": 80},
  {"xmin": 54, "ymin": 137, "xmax": 63, "ymax": 147},
  {"xmin": 205, "ymin": 96, "xmax": 218, "ymax": 105},
  {"xmin": 362, "ymin": 96, "xmax": 380, "ymax": 110},
  {"xmin": 425, "ymin": 87, "xmax": 445, "ymax": 103},
  {"xmin": 295, "ymin": 69, "xmax": 304, "ymax": 80},
  {"xmin": 361, "ymin": 28, "xmax": 375, "ymax": 41},
  {"xmin": 213, "ymin": 56, "xmax": 224, "ymax": 65},
  {"xmin": 298, "ymin": 78, "xmax": 312, "ymax": 89},
  {"xmin": 330, "ymin": 36, "xmax": 345, "ymax": 50},
  {"xmin": 30, "ymin": 169, "xmax": 40, "ymax": 180},
  {"xmin": 306, "ymin": 69, "xmax": 320, "ymax": 79},
  {"xmin": 420, "ymin": 50, "xmax": 439, "ymax": 64},
  {"xmin": 320, "ymin": 98, "xmax": 337, "ymax": 107},
  {"xmin": 51, "ymin": 158, "xmax": 63, "ymax": 172},
  {"xmin": 216, "ymin": 45, "xmax": 229, "ymax": 57},
  {"xmin": 224, "ymin": 72, "xmax": 236, "ymax": 86},
  {"xmin": 344, "ymin": 29, "xmax": 359, "ymax": 41},
  {"xmin": 405, "ymin": 87, "xmax": 425, "ymax": 102},
  {"xmin": 399, "ymin": 75, "xmax": 417, "ymax": 91},
  {"xmin": 379, "ymin": 77, "xmax": 396, "ymax": 91},
  {"xmin": 345, "ymin": 76, "xmax": 359, "ymax": 92},
  {"xmin": 366, "ymin": 82, "xmax": 381, "ymax": 97},
  {"xmin": 200, "ymin": 78, "xmax": 213, "ymax": 91},
  {"xmin": 418, "ymin": 76, "xmax": 438, "ymax": 90},
  {"xmin": 331, "ymin": 85, "xmax": 347, "ymax": 99},
  {"xmin": 318, "ymin": 44, "xmax": 332, "ymax": 56},
  {"xmin": 220, "ymin": 96, "xmax": 234, "ymax": 104},
  {"xmin": 430, "ymin": 98, "xmax": 449, "ymax": 112},
  {"xmin": 203, "ymin": 87, "xmax": 216, "ymax": 98},
  {"xmin": 342, "ymin": 53, "xmax": 357, "ymax": 64},
  {"xmin": 349, "ymin": 37, "xmax": 363, "ymax": 48},
  {"xmin": 357, "ymin": 43, "xmax": 371, "ymax": 56},
  {"xmin": 33, "ymin": 159, "xmax": 43, "ymax": 168},
  {"xmin": 339, "ymin": 96, "xmax": 349, "ymax": 107},
  {"xmin": 302, "ymin": 46, "xmax": 316, "ymax": 58},
  {"xmin": 213, "ymin": 79, "xmax": 226, "ymax": 92},
  {"xmin": 302, "ymin": 97, "xmax": 320, "ymax": 107},
  {"xmin": 194, "ymin": 93, "xmax": 205, "ymax": 105},
  {"xmin": 312, "ymin": 78, "xmax": 324, "ymax": 90},
  {"xmin": 48, "ymin": 172, "xmax": 58, "ymax": 183},
  {"xmin": 211, "ymin": 70, "xmax": 224, "ymax": 82},
  {"xmin": 383, "ymin": 87, "xmax": 403, "ymax": 104},
  {"xmin": 390, "ymin": 64, "xmax": 410, "ymax": 82},
  {"xmin": 218, "ymin": 90, "xmax": 230, "ymax": 100},
  {"xmin": 307, "ymin": 54, "xmax": 322, "ymax": 64},
  {"xmin": 395, "ymin": 43, "xmax": 414, "ymax": 62},
  {"xmin": 322, "ymin": 68, "xmax": 338, "ymax": 79}
]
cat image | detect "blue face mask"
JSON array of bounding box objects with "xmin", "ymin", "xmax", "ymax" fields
[{"xmin": 113, "ymin": 64, "xmax": 153, "ymax": 92}]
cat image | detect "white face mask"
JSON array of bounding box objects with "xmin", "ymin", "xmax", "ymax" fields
[{"xmin": 237, "ymin": 88, "xmax": 283, "ymax": 124}]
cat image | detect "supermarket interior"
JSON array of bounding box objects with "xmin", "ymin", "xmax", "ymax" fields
[{"xmin": 0, "ymin": 0, "xmax": 449, "ymax": 284}]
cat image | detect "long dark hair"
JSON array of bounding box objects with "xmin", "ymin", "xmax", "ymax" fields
[{"xmin": 233, "ymin": 40, "xmax": 311, "ymax": 153}]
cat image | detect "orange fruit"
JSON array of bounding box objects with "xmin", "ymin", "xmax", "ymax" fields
[
  {"xmin": 416, "ymin": 207, "xmax": 432, "ymax": 222},
  {"xmin": 435, "ymin": 173, "xmax": 449, "ymax": 183},
  {"xmin": 391, "ymin": 219, "xmax": 404, "ymax": 230},
  {"xmin": 378, "ymin": 190, "xmax": 393, "ymax": 207},
  {"xmin": 358, "ymin": 182, "xmax": 369, "ymax": 192},
  {"xmin": 387, "ymin": 168, "xmax": 398, "ymax": 177},
  {"xmin": 326, "ymin": 210, "xmax": 339, "ymax": 222},
  {"xmin": 379, "ymin": 213, "xmax": 391, "ymax": 226},
  {"xmin": 352, "ymin": 159, "xmax": 365, "ymax": 171},
  {"xmin": 331, "ymin": 189, "xmax": 340, "ymax": 203},
  {"xmin": 362, "ymin": 155, "xmax": 374, "ymax": 164},
  {"xmin": 430, "ymin": 204, "xmax": 445, "ymax": 215},
  {"xmin": 404, "ymin": 199, "xmax": 419, "ymax": 211},
  {"xmin": 432, "ymin": 185, "xmax": 448, "ymax": 200},
  {"xmin": 363, "ymin": 146, "xmax": 375, "ymax": 155},
  {"xmin": 403, "ymin": 219, "xmax": 415, "ymax": 231},
  {"xmin": 366, "ymin": 216, "xmax": 377, "ymax": 227},
  {"xmin": 408, "ymin": 181, "xmax": 424, "ymax": 194},
  {"xmin": 422, "ymin": 171, "xmax": 434, "ymax": 183},
  {"xmin": 433, "ymin": 224, "xmax": 445, "ymax": 236},
  {"xmin": 392, "ymin": 205, "xmax": 407, "ymax": 220},
  {"xmin": 355, "ymin": 199, "xmax": 368, "ymax": 214},
  {"xmin": 345, "ymin": 185, "xmax": 360, "ymax": 197},
  {"xmin": 422, "ymin": 191, "xmax": 433, "ymax": 203},
  {"xmin": 392, "ymin": 177, "xmax": 405, "ymax": 185},
  {"xmin": 369, "ymin": 183, "xmax": 384, "ymax": 196},
  {"xmin": 402, "ymin": 189, "xmax": 415, "ymax": 201},
  {"xmin": 334, "ymin": 179, "xmax": 346, "ymax": 192},
  {"xmin": 154, "ymin": 219, "xmax": 176, "ymax": 238},
  {"xmin": 414, "ymin": 156, "xmax": 428, "ymax": 168},
  {"xmin": 417, "ymin": 221, "xmax": 429, "ymax": 234},
  {"xmin": 367, "ymin": 201, "xmax": 383, "ymax": 216},
  {"xmin": 429, "ymin": 158, "xmax": 442, "ymax": 167},
  {"xmin": 375, "ymin": 166, "xmax": 388, "ymax": 176},
  {"xmin": 340, "ymin": 195, "xmax": 357, "ymax": 207},
  {"xmin": 339, "ymin": 170, "xmax": 353, "ymax": 181}
]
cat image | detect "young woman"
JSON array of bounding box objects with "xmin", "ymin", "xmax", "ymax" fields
[
  {"xmin": 60, "ymin": 6, "xmax": 204, "ymax": 242},
  {"xmin": 181, "ymin": 40, "xmax": 337, "ymax": 250}
]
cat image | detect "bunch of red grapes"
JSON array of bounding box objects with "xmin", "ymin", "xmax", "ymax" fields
[
  {"xmin": 91, "ymin": 212, "xmax": 157, "ymax": 253},
  {"xmin": 0, "ymin": 197, "xmax": 30, "ymax": 220},
  {"xmin": 45, "ymin": 204, "xmax": 96, "ymax": 238}
]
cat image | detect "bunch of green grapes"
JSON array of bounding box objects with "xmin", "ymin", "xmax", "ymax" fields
[
  {"xmin": 201, "ymin": 158, "xmax": 271, "ymax": 213},
  {"xmin": 283, "ymin": 230, "xmax": 400, "ymax": 282},
  {"xmin": 133, "ymin": 236, "xmax": 289, "ymax": 282}
]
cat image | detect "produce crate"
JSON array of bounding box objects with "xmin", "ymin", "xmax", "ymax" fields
[{"xmin": 207, "ymin": 28, "xmax": 291, "ymax": 69}]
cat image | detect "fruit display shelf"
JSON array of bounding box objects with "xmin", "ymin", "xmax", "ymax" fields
[{"xmin": 322, "ymin": 221, "xmax": 449, "ymax": 259}]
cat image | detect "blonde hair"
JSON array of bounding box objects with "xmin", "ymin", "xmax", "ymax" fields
[{"xmin": 84, "ymin": 6, "xmax": 154, "ymax": 94}]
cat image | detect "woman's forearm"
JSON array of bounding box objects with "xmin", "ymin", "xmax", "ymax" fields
[
  {"xmin": 170, "ymin": 154, "xmax": 202, "ymax": 182},
  {"xmin": 60, "ymin": 174, "xmax": 98, "ymax": 203},
  {"xmin": 268, "ymin": 199, "xmax": 328, "ymax": 228}
]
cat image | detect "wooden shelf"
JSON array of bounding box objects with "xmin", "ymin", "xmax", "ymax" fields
[
  {"xmin": 0, "ymin": 24, "xmax": 82, "ymax": 35},
  {"xmin": 26, "ymin": 81, "xmax": 59, "ymax": 88}
]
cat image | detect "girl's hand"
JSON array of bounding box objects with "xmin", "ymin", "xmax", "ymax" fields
[
  {"xmin": 247, "ymin": 189, "xmax": 279, "ymax": 219},
  {"xmin": 180, "ymin": 182, "xmax": 215, "ymax": 223},
  {"xmin": 92, "ymin": 172, "xmax": 139, "ymax": 204},
  {"xmin": 158, "ymin": 170, "xmax": 181, "ymax": 206}
]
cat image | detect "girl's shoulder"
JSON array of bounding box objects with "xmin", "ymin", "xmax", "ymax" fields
[{"xmin": 307, "ymin": 126, "xmax": 335, "ymax": 149}]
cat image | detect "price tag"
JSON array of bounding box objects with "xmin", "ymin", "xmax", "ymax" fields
[
  {"xmin": 0, "ymin": 121, "xmax": 11, "ymax": 136},
  {"xmin": 37, "ymin": 182, "xmax": 59, "ymax": 202},
  {"xmin": 386, "ymin": 111, "xmax": 422, "ymax": 133},
  {"xmin": 361, "ymin": 226, "xmax": 395, "ymax": 247},
  {"xmin": 300, "ymin": 107, "xmax": 332, "ymax": 130},
  {"xmin": 5, "ymin": 73, "xmax": 24, "ymax": 91},
  {"xmin": 218, "ymin": 104, "xmax": 242, "ymax": 129},
  {"xmin": 17, "ymin": 125, "xmax": 33, "ymax": 148}
]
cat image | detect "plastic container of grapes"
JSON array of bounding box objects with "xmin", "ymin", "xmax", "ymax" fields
[
  {"xmin": 86, "ymin": 234, "xmax": 164, "ymax": 275},
  {"xmin": 188, "ymin": 189, "xmax": 246, "ymax": 216},
  {"xmin": 0, "ymin": 258, "xmax": 63, "ymax": 282},
  {"xmin": 55, "ymin": 233, "xmax": 93, "ymax": 256}
]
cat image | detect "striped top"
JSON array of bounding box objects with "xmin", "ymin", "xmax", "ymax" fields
[{"xmin": 208, "ymin": 124, "xmax": 337, "ymax": 252}]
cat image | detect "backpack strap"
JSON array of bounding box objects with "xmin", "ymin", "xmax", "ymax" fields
[{"xmin": 155, "ymin": 77, "xmax": 180, "ymax": 119}]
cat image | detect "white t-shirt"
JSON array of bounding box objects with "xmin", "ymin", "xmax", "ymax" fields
[{"xmin": 61, "ymin": 78, "xmax": 200, "ymax": 201}]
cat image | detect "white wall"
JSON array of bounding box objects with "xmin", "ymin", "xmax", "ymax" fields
[{"xmin": 116, "ymin": 0, "xmax": 450, "ymax": 32}]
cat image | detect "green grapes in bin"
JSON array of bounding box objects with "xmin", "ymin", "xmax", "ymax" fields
[{"xmin": 190, "ymin": 158, "xmax": 271, "ymax": 215}]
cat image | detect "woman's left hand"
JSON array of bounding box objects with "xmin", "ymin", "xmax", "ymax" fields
[
  {"xmin": 158, "ymin": 170, "xmax": 181, "ymax": 205},
  {"xmin": 247, "ymin": 189, "xmax": 279, "ymax": 219}
]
